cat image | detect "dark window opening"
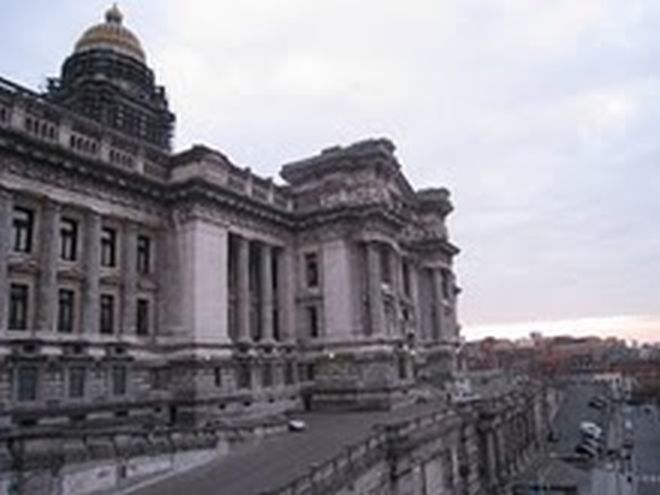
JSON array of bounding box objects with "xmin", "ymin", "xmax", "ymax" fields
[
  {"xmin": 307, "ymin": 306, "xmax": 319, "ymax": 338},
  {"xmin": 136, "ymin": 299, "xmax": 149, "ymax": 336},
  {"xmin": 379, "ymin": 244, "xmax": 392, "ymax": 285},
  {"xmin": 112, "ymin": 365, "xmax": 127, "ymax": 396},
  {"xmin": 237, "ymin": 362, "xmax": 251, "ymax": 389},
  {"xmin": 137, "ymin": 235, "xmax": 151, "ymax": 274},
  {"xmin": 100, "ymin": 294, "xmax": 115, "ymax": 334},
  {"xmin": 17, "ymin": 366, "xmax": 38, "ymax": 402},
  {"xmin": 12, "ymin": 206, "xmax": 34, "ymax": 253},
  {"xmin": 68, "ymin": 366, "xmax": 86, "ymax": 398},
  {"xmin": 100, "ymin": 227, "xmax": 117, "ymax": 267},
  {"xmin": 214, "ymin": 367, "xmax": 222, "ymax": 387},
  {"xmin": 402, "ymin": 260, "xmax": 411, "ymax": 296},
  {"xmin": 284, "ymin": 362, "xmax": 295, "ymax": 385},
  {"xmin": 304, "ymin": 252, "xmax": 319, "ymax": 288},
  {"xmin": 262, "ymin": 363, "xmax": 273, "ymax": 388},
  {"xmin": 9, "ymin": 283, "xmax": 29, "ymax": 331},
  {"xmin": 60, "ymin": 217, "xmax": 78, "ymax": 261},
  {"xmin": 57, "ymin": 289, "xmax": 75, "ymax": 333}
]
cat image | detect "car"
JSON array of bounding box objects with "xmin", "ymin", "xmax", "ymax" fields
[
  {"xmin": 580, "ymin": 421, "xmax": 603, "ymax": 439},
  {"xmin": 575, "ymin": 442, "xmax": 598, "ymax": 458},
  {"xmin": 288, "ymin": 419, "xmax": 308, "ymax": 432},
  {"xmin": 588, "ymin": 397, "xmax": 606, "ymax": 410}
]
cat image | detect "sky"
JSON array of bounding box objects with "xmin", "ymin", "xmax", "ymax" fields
[{"xmin": 2, "ymin": 0, "xmax": 659, "ymax": 342}]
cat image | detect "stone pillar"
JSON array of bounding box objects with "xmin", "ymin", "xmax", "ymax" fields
[
  {"xmin": 277, "ymin": 247, "xmax": 295, "ymax": 342},
  {"xmin": 236, "ymin": 235, "xmax": 251, "ymax": 343},
  {"xmin": 121, "ymin": 221, "xmax": 138, "ymax": 336},
  {"xmin": 36, "ymin": 199, "xmax": 60, "ymax": 332},
  {"xmin": 486, "ymin": 429, "xmax": 498, "ymax": 488},
  {"xmin": 366, "ymin": 242, "xmax": 384, "ymax": 336},
  {"xmin": 260, "ymin": 243, "xmax": 274, "ymax": 343},
  {"xmin": 390, "ymin": 249, "xmax": 402, "ymax": 337},
  {"xmin": 432, "ymin": 269, "xmax": 444, "ymax": 341},
  {"xmin": 0, "ymin": 189, "xmax": 11, "ymax": 333},
  {"xmin": 81, "ymin": 210, "xmax": 101, "ymax": 334}
]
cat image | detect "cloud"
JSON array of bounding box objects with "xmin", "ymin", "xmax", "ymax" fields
[{"xmin": 3, "ymin": 0, "xmax": 660, "ymax": 341}]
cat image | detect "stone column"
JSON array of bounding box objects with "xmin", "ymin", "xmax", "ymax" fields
[
  {"xmin": 81, "ymin": 210, "xmax": 101, "ymax": 335},
  {"xmin": 409, "ymin": 263, "xmax": 420, "ymax": 337},
  {"xmin": 121, "ymin": 221, "xmax": 138, "ymax": 336},
  {"xmin": 276, "ymin": 247, "xmax": 295, "ymax": 342},
  {"xmin": 390, "ymin": 249, "xmax": 402, "ymax": 337},
  {"xmin": 36, "ymin": 199, "xmax": 60, "ymax": 332},
  {"xmin": 236, "ymin": 235, "xmax": 251, "ymax": 343},
  {"xmin": 260, "ymin": 243, "xmax": 274, "ymax": 343},
  {"xmin": 0, "ymin": 189, "xmax": 11, "ymax": 333},
  {"xmin": 366, "ymin": 242, "xmax": 384, "ymax": 336},
  {"xmin": 432, "ymin": 269, "xmax": 444, "ymax": 341},
  {"xmin": 486, "ymin": 429, "xmax": 498, "ymax": 488}
]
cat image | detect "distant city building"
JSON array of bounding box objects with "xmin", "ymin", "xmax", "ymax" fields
[{"xmin": 0, "ymin": 6, "xmax": 462, "ymax": 431}]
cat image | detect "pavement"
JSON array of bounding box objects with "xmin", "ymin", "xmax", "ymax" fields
[
  {"xmin": 629, "ymin": 404, "xmax": 660, "ymax": 495},
  {"xmin": 125, "ymin": 400, "xmax": 445, "ymax": 495}
]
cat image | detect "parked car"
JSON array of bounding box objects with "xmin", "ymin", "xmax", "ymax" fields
[
  {"xmin": 588, "ymin": 396, "xmax": 607, "ymax": 409},
  {"xmin": 580, "ymin": 421, "xmax": 603, "ymax": 439},
  {"xmin": 575, "ymin": 442, "xmax": 598, "ymax": 458}
]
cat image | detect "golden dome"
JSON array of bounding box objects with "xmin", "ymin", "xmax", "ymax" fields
[{"xmin": 74, "ymin": 5, "xmax": 146, "ymax": 63}]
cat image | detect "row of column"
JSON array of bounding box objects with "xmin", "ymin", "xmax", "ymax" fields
[
  {"xmin": 0, "ymin": 190, "xmax": 142, "ymax": 336},
  {"xmin": 364, "ymin": 240, "xmax": 457, "ymax": 342},
  {"xmin": 483, "ymin": 408, "xmax": 538, "ymax": 489},
  {"xmin": 234, "ymin": 235, "xmax": 292, "ymax": 344}
]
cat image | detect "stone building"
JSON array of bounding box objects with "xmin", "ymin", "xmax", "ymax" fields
[{"xmin": 0, "ymin": 7, "xmax": 460, "ymax": 432}]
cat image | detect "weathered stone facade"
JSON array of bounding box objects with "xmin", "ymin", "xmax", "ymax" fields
[{"xmin": 0, "ymin": 7, "xmax": 460, "ymax": 434}]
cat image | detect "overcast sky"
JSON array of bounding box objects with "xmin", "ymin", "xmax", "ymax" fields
[{"xmin": 3, "ymin": 0, "xmax": 659, "ymax": 342}]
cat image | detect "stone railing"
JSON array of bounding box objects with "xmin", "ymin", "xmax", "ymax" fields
[
  {"xmin": 0, "ymin": 75, "xmax": 170, "ymax": 182},
  {"xmin": 260, "ymin": 408, "xmax": 454, "ymax": 495}
]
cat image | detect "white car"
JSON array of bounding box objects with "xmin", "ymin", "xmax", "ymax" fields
[{"xmin": 580, "ymin": 421, "xmax": 603, "ymax": 439}]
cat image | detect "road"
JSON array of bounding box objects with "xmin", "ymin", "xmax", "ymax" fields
[
  {"xmin": 125, "ymin": 401, "xmax": 444, "ymax": 495},
  {"xmin": 630, "ymin": 404, "xmax": 660, "ymax": 495},
  {"xmin": 551, "ymin": 382, "xmax": 609, "ymax": 456}
]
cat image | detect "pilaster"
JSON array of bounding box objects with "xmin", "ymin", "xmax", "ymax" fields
[
  {"xmin": 366, "ymin": 242, "xmax": 384, "ymax": 336},
  {"xmin": 260, "ymin": 243, "xmax": 274, "ymax": 343},
  {"xmin": 36, "ymin": 199, "xmax": 60, "ymax": 333},
  {"xmin": 236, "ymin": 235, "xmax": 251, "ymax": 343},
  {"xmin": 276, "ymin": 247, "xmax": 295, "ymax": 342},
  {"xmin": 0, "ymin": 189, "xmax": 11, "ymax": 333},
  {"xmin": 82, "ymin": 210, "xmax": 101, "ymax": 335},
  {"xmin": 121, "ymin": 221, "xmax": 138, "ymax": 336}
]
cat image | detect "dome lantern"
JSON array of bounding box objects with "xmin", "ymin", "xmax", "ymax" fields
[{"xmin": 74, "ymin": 4, "xmax": 146, "ymax": 63}]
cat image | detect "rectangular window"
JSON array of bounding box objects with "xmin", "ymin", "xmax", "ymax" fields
[
  {"xmin": 214, "ymin": 367, "xmax": 222, "ymax": 387},
  {"xmin": 112, "ymin": 365, "xmax": 127, "ymax": 396},
  {"xmin": 237, "ymin": 362, "xmax": 251, "ymax": 389},
  {"xmin": 136, "ymin": 299, "xmax": 149, "ymax": 336},
  {"xmin": 304, "ymin": 252, "xmax": 319, "ymax": 288},
  {"xmin": 402, "ymin": 260, "xmax": 411, "ymax": 296},
  {"xmin": 100, "ymin": 227, "xmax": 116, "ymax": 267},
  {"xmin": 59, "ymin": 217, "xmax": 78, "ymax": 261},
  {"xmin": 307, "ymin": 306, "xmax": 319, "ymax": 338},
  {"xmin": 68, "ymin": 366, "xmax": 86, "ymax": 399},
  {"xmin": 99, "ymin": 294, "xmax": 115, "ymax": 335},
  {"xmin": 12, "ymin": 206, "xmax": 34, "ymax": 253},
  {"xmin": 8, "ymin": 283, "xmax": 29, "ymax": 331},
  {"xmin": 57, "ymin": 289, "xmax": 75, "ymax": 333},
  {"xmin": 262, "ymin": 362, "xmax": 273, "ymax": 388},
  {"xmin": 380, "ymin": 244, "xmax": 392, "ymax": 285},
  {"xmin": 284, "ymin": 362, "xmax": 295, "ymax": 385},
  {"xmin": 151, "ymin": 368, "xmax": 169, "ymax": 390},
  {"xmin": 137, "ymin": 235, "xmax": 151, "ymax": 274},
  {"xmin": 441, "ymin": 270, "xmax": 452, "ymax": 300},
  {"xmin": 17, "ymin": 366, "xmax": 38, "ymax": 402}
]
